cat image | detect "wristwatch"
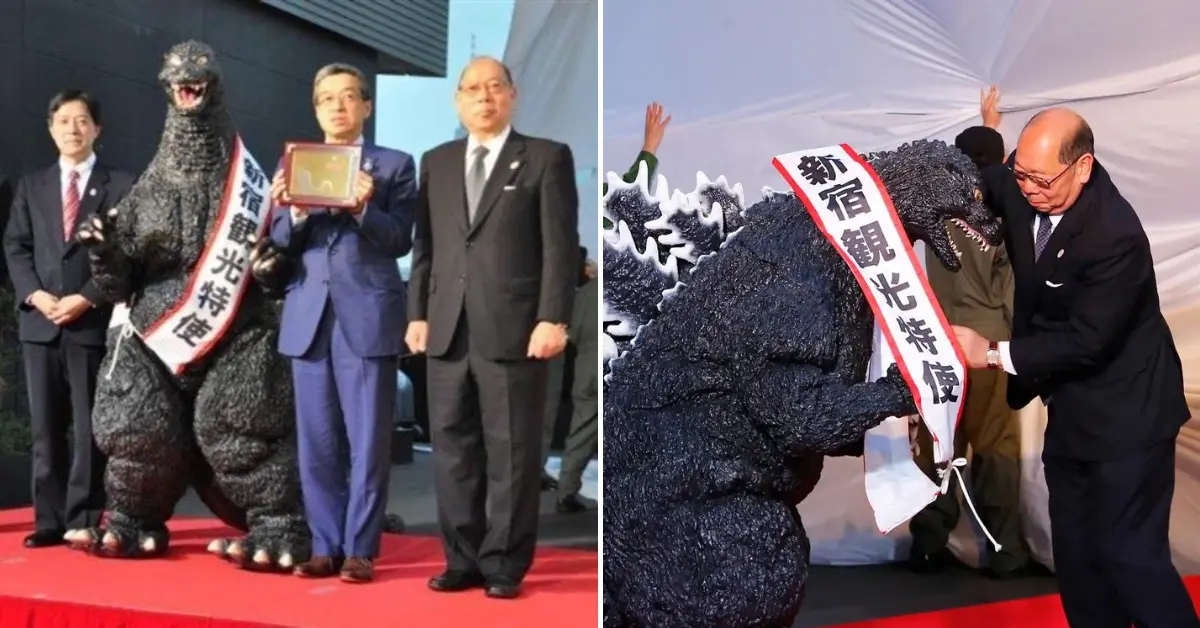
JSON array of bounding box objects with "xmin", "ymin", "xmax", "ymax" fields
[{"xmin": 985, "ymin": 341, "xmax": 1002, "ymax": 370}]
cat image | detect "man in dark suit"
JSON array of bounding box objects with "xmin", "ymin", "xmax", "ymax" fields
[
  {"xmin": 953, "ymin": 100, "xmax": 1198, "ymax": 627},
  {"xmin": 406, "ymin": 56, "xmax": 577, "ymax": 599},
  {"xmin": 554, "ymin": 252, "xmax": 598, "ymax": 513},
  {"xmin": 269, "ymin": 63, "xmax": 416, "ymax": 584},
  {"xmin": 3, "ymin": 89, "xmax": 132, "ymax": 548}
]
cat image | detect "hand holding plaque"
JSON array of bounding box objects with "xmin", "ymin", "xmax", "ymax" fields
[
  {"xmin": 344, "ymin": 170, "xmax": 374, "ymax": 215},
  {"xmin": 281, "ymin": 142, "xmax": 363, "ymax": 209}
]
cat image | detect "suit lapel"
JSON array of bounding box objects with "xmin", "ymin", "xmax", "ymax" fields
[
  {"xmin": 450, "ymin": 140, "xmax": 470, "ymax": 234},
  {"xmin": 64, "ymin": 166, "xmax": 110, "ymax": 256},
  {"xmin": 468, "ymin": 133, "xmax": 526, "ymax": 237},
  {"xmin": 37, "ymin": 166, "xmax": 65, "ymax": 255},
  {"xmin": 1032, "ymin": 195, "xmax": 1089, "ymax": 289}
]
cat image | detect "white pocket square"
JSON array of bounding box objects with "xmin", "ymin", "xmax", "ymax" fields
[
  {"xmin": 1046, "ymin": 280, "xmax": 1064, "ymax": 288},
  {"xmin": 503, "ymin": 184, "xmax": 517, "ymax": 191}
]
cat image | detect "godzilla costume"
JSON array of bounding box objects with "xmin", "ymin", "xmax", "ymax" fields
[
  {"xmin": 70, "ymin": 41, "xmax": 307, "ymax": 569},
  {"xmin": 601, "ymin": 140, "xmax": 1003, "ymax": 627}
]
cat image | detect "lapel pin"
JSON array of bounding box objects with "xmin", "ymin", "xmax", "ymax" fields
[
  {"xmin": 509, "ymin": 160, "xmax": 520, "ymax": 170},
  {"xmin": 88, "ymin": 188, "xmax": 96, "ymax": 196},
  {"xmin": 1057, "ymin": 249, "xmax": 1064, "ymax": 258}
]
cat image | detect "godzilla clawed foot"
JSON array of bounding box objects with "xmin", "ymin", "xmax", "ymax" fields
[
  {"xmin": 67, "ymin": 513, "xmax": 170, "ymax": 559},
  {"xmin": 207, "ymin": 521, "xmax": 310, "ymax": 572}
]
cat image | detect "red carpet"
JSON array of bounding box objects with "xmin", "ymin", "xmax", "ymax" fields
[
  {"xmin": 0, "ymin": 508, "xmax": 597, "ymax": 627},
  {"xmin": 832, "ymin": 575, "xmax": 1200, "ymax": 627}
]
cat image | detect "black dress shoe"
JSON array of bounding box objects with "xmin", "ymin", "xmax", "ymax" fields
[
  {"xmin": 556, "ymin": 494, "xmax": 589, "ymax": 514},
  {"xmin": 428, "ymin": 570, "xmax": 485, "ymax": 592},
  {"xmin": 484, "ymin": 576, "xmax": 522, "ymax": 599},
  {"xmin": 541, "ymin": 474, "xmax": 559, "ymax": 491},
  {"xmin": 905, "ymin": 548, "xmax": 952, "ymax": 574},
  {"xmin": 24, "ymin": 530, "xmax": 66, "ymax": 549}
]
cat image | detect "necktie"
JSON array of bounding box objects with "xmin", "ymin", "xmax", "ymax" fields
[
  {"xmin": 1033, "ymin": 212, "xmax": 1053, "ymax": 262},
  {"xmin": 466, "ymin": 146, "xmax": 489, "ymax": 223},
  {"xmin": 63, "ymin": 170, "xmax": 81, "ymax": 242}
]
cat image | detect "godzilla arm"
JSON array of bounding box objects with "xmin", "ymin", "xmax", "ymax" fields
[
  {"xmin": 86, "ymin": 211, "xmax": 137, "ymax": 305},
  {"xmin": 744, "ymin": 362, "xmax": 916, "ymax": 457},
  {"xmin": 78, "ymin": 175, "xmax": 133, "ymax": 307}
]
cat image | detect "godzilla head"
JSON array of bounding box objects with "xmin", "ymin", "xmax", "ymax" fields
[
  {"xmin": 158, "ymin": 40, "xmax": 223, "ymax": 115},
  {"xmin": 868, "ymin": 139, "xmax": 1003, "ymax": 272}
]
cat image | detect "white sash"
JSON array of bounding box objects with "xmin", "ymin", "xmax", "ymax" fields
[
  {"xmin": 773, "ymin": 144, "xmax": 997, "ymax": 548},
  {"xmin": 135, "ymin": 135, "xmax": 271, "ymax": 376}
]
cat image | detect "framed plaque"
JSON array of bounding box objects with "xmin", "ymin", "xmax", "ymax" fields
[{"xmin": 281, "ymin": 141, "xmax": 363, "ymax": 208}]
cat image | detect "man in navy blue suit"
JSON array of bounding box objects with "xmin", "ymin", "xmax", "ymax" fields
[{"xmin": 267, "ymin": 63, "xmax": 416, "ymax": 584}]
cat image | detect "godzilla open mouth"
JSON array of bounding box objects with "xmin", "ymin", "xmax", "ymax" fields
[
  {"xmin": 945, "ymin": 218, "xmax": 990, "ymax": 258},
  {"xmin": 172, "ymin": 82, "xmax": 208, "ymax": 110}
]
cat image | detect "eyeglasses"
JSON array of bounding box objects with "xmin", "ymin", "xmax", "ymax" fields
[
  {"xmin": 315, "ymin": 92, "xmax": 363, "ymax": 108},
  {"xmin": 458, "ymin": 80, "xmax": 509, "ymax": 98},
  {"xmin": 1008, "ymin": 154, "xmax": 1084, "ymax": 189}
]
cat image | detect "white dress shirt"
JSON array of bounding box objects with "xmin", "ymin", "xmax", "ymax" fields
[
  {"xmin": 998, "ymin": 211, "xmax": 1063, "ymax": 375},
  {"xmin": 61, "ymin": 152, "xmax": 96, "ymax": 200},
  {"xmin": 464, "ymin": 125, "xmax": 513, "ymax": 184}
]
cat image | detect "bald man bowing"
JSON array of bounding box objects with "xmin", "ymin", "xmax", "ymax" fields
[{"xmin": 953, "ymin": 92, "xmax": 1196, "ymax": 627}]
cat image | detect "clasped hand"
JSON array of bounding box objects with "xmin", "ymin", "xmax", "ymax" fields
[{"xmin": 32, "ymin": 291, "xmax": 91, "ymax": 326}]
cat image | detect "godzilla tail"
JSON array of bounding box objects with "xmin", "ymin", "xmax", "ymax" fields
[
  {"xmin": 601, "ymin": 167, "xmax": 746, "ymax": 376},
  {"xmin": 383, "ymin": 512, "xmax": 406, "ymax": 534}
]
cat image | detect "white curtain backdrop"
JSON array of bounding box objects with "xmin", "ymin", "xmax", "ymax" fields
[
  {"xmin": 503, "ymin": 0, "xmax": 599, "ymax": 258},
  {"xmin": 604, "ymin": 0, "xmax": 1200, "ymax": 573}
]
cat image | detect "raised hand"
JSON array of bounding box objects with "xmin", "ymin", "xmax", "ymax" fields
[
  {"xmin": 77, "ymin": 206, "xmax": 118, "ymax": 249},
  {"xmin": 77, "ymin": 206, "xmax": 133, "ymax": 303}
]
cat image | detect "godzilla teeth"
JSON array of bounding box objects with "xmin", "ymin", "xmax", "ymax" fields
[{"xmin": 951, "ymin": 218, "xmax": 990, "ymax": 253}]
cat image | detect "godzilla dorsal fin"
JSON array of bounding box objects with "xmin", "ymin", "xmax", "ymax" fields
[{"xmin": 601, "ymin": 170, "xmax": 746, "ymax": 377}]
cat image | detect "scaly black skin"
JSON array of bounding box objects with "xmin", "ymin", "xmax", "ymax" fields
[
  {"xmin": 601, "ymin": 140, "xmax": 1002, "ymax": 627},
  {"xmin": 74, "ymin": 40, "xmax": 308, "ymax": 569}
]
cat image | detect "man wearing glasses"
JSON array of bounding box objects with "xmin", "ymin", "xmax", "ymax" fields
[
  {"xmin": 406, "ymin": 56, "xmax": 577, "ymax": 599},
  {"xmin": 952, "ymin": 87, "xmax": 1196, "ymax": 627},
  {"xmin": 269, "ymin": 63, "xmax": 416, "ymax": 584}
]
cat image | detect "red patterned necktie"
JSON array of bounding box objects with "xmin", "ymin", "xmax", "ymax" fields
[{"xmin": 63, "ymin": 170, "xmax": 80, "ymax": 241}]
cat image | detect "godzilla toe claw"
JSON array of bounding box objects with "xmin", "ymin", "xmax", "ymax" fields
[
  {"xmin": 210, "ymin": 531, "xmax": 307, "ymax": 572},
  {"xmin": 76, "ymin": 524, "xmax": 169, "ymax": 559}
]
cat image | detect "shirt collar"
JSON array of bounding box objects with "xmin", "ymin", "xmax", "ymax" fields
[
  {"xmin": 466, "ymin": 125, "xmax": 512, "ymax": 157},
  {"xmin": 60, "ymin": 152, "xmax": 96, "ymax": 177}
]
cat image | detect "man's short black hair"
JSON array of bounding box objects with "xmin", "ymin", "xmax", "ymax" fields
[
  {"xmin": 954, "ymin": 126, "xmax": 1005, "ymax": 169},
  {"xmin": 47, "ymin": 89, "xmax": 102, "ymax": 126}
]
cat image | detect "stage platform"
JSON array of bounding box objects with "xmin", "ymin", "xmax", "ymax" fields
[
  {"xmin": 0, "ymin": 508, "xmax": 598, "ymax": 628},
  {"xmin": 803, "ymin": 562, "xmax": 1200, "ymax": 627}
]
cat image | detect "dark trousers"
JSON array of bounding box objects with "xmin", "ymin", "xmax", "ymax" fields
[
  {"xmin": 291, "ymin": 302, "xmax": 395, "ymax": 558},
  {"xmin": 910, "ymin": 367, "xmax": 1029, "ymax": 571},
  {"xmin": 1044, "ymin": 437, "xmax": 1199, "ymax": 628},
  {"xmin": 556, "ymin": 337, "xmax": 597, "ymax": 499},
  {"xmin": 23, "ymin": 339, "xmax": 106, "ymax": 532},
  {"xmin": 428, "ymin": 313, "xmax": 547, "ymax": 581}
]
